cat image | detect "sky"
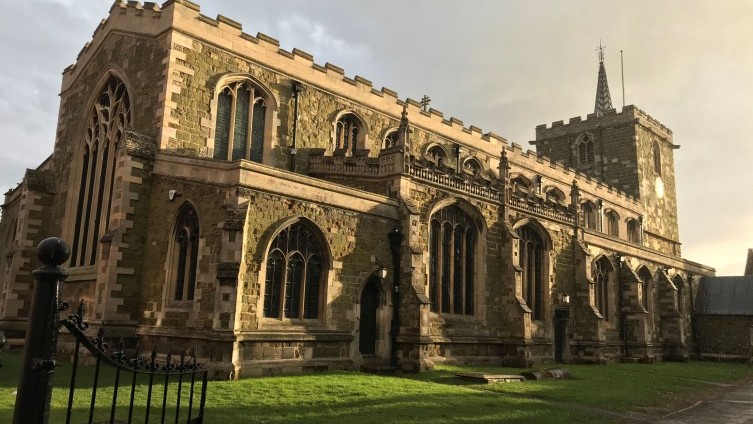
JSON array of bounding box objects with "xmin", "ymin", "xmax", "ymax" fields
[{"xmin": 0, "ymin": 1, "xmax": 751, "ymax": 275}]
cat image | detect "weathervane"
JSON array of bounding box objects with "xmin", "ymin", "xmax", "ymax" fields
[{"xmin": 596, "ymin": 40, "xmax": 606, "ymax": 63}]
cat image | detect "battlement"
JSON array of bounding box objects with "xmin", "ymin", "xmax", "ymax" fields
[
  {"xmin": 61, "ymin": 0, "xmax": 510, "ymax": 155},
  {"xmin": 535, "ymin": 105, "xmax": 673, "ymax": 141},
  {"xmin": 504, "ymin": 140, "xmax": 641, "ymax": 208}
]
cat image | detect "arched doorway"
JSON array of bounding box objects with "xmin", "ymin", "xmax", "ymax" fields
[{"xmin": 359, "ymin": 276, "xmax": 381, "ymax": 355}]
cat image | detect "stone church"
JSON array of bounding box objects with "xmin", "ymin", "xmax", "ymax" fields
[{"xmin": 0, "ymin": 1, "xmax": 715, "ymax": 378}]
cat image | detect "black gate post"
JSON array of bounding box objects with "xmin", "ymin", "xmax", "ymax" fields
[{"xmin": 13, "ymin": 237, "xmax": 70, "ymax": 424}]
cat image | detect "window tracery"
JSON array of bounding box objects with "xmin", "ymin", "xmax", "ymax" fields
[
  {"xmin": 518, "ymin": 223, "xmax": 546, "ymax": 320},
  {"xmin": 593, "ymin": 257, "xmax": 612, "ymax": 320},
  {"xmin": 429, "ymin": 205, "xmax": 477, "ymax": 315},
  {"xmin": 335, "ymin": 113, "xmax": 363, "ymax": 154},
  {"xmin": 169, "ymin": 203, "xmax": 200, "ymax": 302},
  {"xmin": 70, "ymin": 76, "xmax": 130, "ymax": 267},
  {"xmin": 264, "ymin": 222, "xmax": 325, "ymax": 319},
  {"xmin": 576, "ymin": 133, "xmax": 595, "ymax": 167},
  {"xmin": 213, "ymin": 80, "xmax": 267, "ymax": 162}
]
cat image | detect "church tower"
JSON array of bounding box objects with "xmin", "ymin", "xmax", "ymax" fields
[{"xmin": 531, "ymin": 45, "xmax": 681, "ymax": 255}]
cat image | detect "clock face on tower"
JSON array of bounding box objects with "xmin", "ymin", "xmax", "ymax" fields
[{"xmin": 655, "ymin": 176, "xmax": 665, "ymax": 199}]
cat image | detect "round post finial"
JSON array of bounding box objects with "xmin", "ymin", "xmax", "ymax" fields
[{"xmin": 36, "ymin": 237, "xmax": 70, "ymax": 266}]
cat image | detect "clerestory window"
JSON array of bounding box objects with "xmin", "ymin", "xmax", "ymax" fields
[
  {"xmin": 334, "ymin": 113, "xmax": 363, "ymax": 154},
  {"xmin": 429, "ymin": 205, "xmax": 477, "ymax": 315},
  {"xmin": 214, "ymin": 80, "xmax": 268, "ymax": 162},
  {"xmin": 264, "ymin": 222, "xmax": 326, "ymax": 319},
  {"xmin": 605, "ymin": 210, "xmax": 620, "ymax": 237}
]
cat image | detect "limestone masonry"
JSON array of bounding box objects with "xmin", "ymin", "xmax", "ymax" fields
[{"xmin": 0, "ymin": 0, "xmax": 715, "ymax": 377}]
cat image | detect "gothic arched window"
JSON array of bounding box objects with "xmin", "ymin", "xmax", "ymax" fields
[
  {"xmin": 638, "ymin": 267, "xmax": 652, "ymax": 311},
  {"xmin": 673, "ymin": 275, "xmax": 685, "ymax": 315},
  {"xmin": 335, "ymin": 113, "xmax": 363, "ymax": 154},
  {"xmin": 70, "ymin": 76, "xmax": 130, "ymax": 267},
  {"xmin": 518, "ymin": 223, "xmax": 547, "ymax": 320},
  {"xmin": 593, "ymin": 257, "xmax": 613, "ymax": 320},
  {"xmin": 576, "ymin": 133, "xmax": 595, "ymax": 166},
  {"xmin": 627, "ymin": 218, "xmax": 641, "ymax": 243},
  {"xmin": 264, "ymin": 222, "xmax": 326, "ymax": 319},
  {"xmin": 605, "ymin": 210, "xmax": 619, "ymax": 237},
  {"xmin": 429, "ymin": 205, "xmax": 477, "ymax": 315},
  {"xmin": 463, "ymin": 158, "xmax": 482, "ymax": 174},
  {"xmin": 169, "ymin": 203, "xmax": 200, "ymax": 301},
  {"xmin": 214, "ymin": 80, "xmax": 268, "ymax": 162},
  {"xmin": 427, "ymin": 145, "xmax": 447, "ymax": 168},
  {"xmin": 383, "ymin": 130, "xmax": 398, "ymax": 149},
  {"xmin": 582, "ymin": 201, "xmax": 598, "ymax": 230}
]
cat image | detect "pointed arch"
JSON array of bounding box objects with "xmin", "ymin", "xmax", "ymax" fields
[
  {"xmin": 428, "ymin": 200, "xmax": 482, "ymax": 315},
  {"xmin": 574, "ymin": 132, "xmax": 595, "ymax": 166},
  {"xmin": 581, "ymin": 200, "xmax": 598, "ymax": 230},
  {"xmin": 334, "ymin": 110, "xmax": 367, "ymax": 154},
  {"xmin": 211, "ymin": 74, "xmax": 277, "ymax": 163},
  {"xmin": 672, "ymin": 274, "xmax": 686, "ymax": 315},
  {"xmin": 260, "ymin": 217, "xmax": 330, "ymax": 320},
  {"xmin": 167, "ymin": 201, "xmax": 200, "ymax": 302},
  {"xmin": 513, "ymin": 218, "xmax": 551, "ymax": 320},
  {"xmin": 592, "ymin": 255, "xmax": 614, "ymax": 320},
  {"xmin": 604, "ymin": 209, "xmax": 620, "ymax": 237},
  {"xmin": 637, "ymin": 265, "xmax": 653, "ymax": 311},
  {"xmin": 382, "ymin": 128, "xmax": 399, "ymax": 149},
  {"xmin": 69, "ymin": 73, "xmax": 131, "ymax": 267}
]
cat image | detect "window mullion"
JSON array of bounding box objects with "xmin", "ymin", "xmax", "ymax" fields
[
  {"xmin": 227, "ymin": 86, "xmax": 238, "ymax": 161},
  {"xmin": 279, "ymin": 257, "xmax": 288, "ymax": 319},
  {"xmin": 300, "ymin": 259, "xmax": 307, "ymax": 319},
  {"xmin": 245, "ymin": 89, "xmax": 254, "ymax": 160}
]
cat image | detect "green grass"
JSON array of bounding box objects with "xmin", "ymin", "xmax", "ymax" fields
[{"xmin": 2, "ymin": 351, "xmax": 753, "ymax": 423}]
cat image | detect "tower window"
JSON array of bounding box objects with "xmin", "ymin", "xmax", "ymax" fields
[
  {"xmin": 652, "ymin": 141, "xmax": 662, "ymax": 176},
  {"xmin": 429, "ymin": 205, "xmax": 477, "ymax": 315},
  {"xmin": 575, "ymin": 133, "xmax": 595, "ymax": 167},
  {"xmin": 213, "ymin": 80, "xmax": 268, "ymax": 163}
]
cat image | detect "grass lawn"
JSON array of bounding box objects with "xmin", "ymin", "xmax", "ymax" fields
[{"xmin": 2, "ymin": 351, "xmax": 753, "ymax": 423}]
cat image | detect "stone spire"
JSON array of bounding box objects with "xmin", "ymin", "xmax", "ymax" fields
[{"xmin": 594, "ymin": 42, "xmax": 613, "ymax": 117}]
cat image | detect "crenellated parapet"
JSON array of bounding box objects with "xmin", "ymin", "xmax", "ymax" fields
[
  {"xmin": 61, "ymin": 0, "xmax": 511, "ymax": 158},
  {"xmin": 535, "ymin": 105, "xmax": 673, "ymax": 143}
]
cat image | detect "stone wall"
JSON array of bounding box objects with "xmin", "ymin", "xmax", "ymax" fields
[{"xmin": 695, "ymin": 315, "xmax": 753, "ymax": 359}]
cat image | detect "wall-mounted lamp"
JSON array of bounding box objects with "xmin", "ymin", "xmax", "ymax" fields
[
  {"xmin": 560, "ymin": 292, "xmax": 570, "ymax": 305},
  {"xmin": 168, "ymin": 190, "xmax": 182, "ymax": 201},
  {"xmin": 371, "ymin": 255, "xmax": 388, "ymax": 279}
]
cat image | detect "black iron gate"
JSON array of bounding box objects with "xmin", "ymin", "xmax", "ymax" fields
[
  {"xmin": 12, "ymin": 237, "xmax": 208, "ymax": 424},
  {"xmin": 61, "ymin": 301, "xmax": 208, "ymax": 424}
]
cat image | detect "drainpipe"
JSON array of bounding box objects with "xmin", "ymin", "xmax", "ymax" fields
[
  {"xmin": 388, "ymin": 228, "xmax": 404, "ymax": 368},
  {"xmin": 290, "ymin": 81, "xmax": 304, "ymax": 172}
]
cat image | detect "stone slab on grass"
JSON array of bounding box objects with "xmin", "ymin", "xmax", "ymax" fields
[{"xmin": 455, "ymin": 372, "xmax": 525, "ymax": 384}]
